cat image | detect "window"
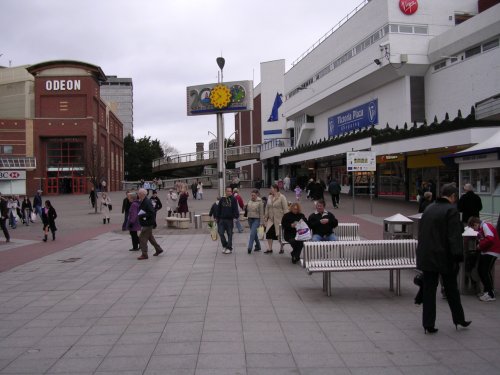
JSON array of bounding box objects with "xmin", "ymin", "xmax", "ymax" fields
[
  {"xmin": 493, "ymin": 168, "xmax": 500, "ymax": 195},
  {"xmin": 434, "ymin": 61, "xmax": 446, "ymax": 71},
  {"xmin": 461, "ymin": 168, "xmax": 491, "ymax": 193},
  {"xmin": 2, "ymin": 145, "xmax": 13, "ymax": 154},
  {"xmin": 465, "ymin": 45, "xmax": 481, "ymax": 59},
  {"xmin": 399, "ymin": 25, "xmax": 413, "ymax": 33},
  {"xmin": 482, "ymin": 39, "xmax": 499, "ymax": 52},
  {"xmin": 413, "ymin": 26, "xmax": 428, "ymax": 34}
]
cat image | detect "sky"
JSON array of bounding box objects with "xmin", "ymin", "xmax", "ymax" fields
[{"xmin": 1, "ymin": 0, "xmax": 360, "ymax": 154}]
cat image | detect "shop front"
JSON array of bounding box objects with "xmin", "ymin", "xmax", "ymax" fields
[
  {"xmin": 377, "ymin": 154, "xmax": 405, "ymax": 198},
  {"xmin": 0, "ymin": 170, "xmax": 27, "ymax": 195}
]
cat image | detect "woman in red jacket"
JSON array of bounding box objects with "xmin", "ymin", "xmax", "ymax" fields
[{"xmin": 468, "ymin": 216, "xmax": 500, "ymax": 302}]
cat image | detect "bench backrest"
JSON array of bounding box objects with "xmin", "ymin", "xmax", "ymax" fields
[
  {"xmin": 303, "ymin": 239, "xmax": 418, "ymax": 269},
  {"xmin": 280, "ymin": 222, "xmax": 359, "ymax": 243}
]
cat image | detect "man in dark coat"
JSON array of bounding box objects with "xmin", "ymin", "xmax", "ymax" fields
[
  {"xmin": 328, "ymin": 178, "xmax": 341, "ymax": 208},
  {"xmin": 216, "ymin": 187, "xmax": 239, "ymax": 254},
  {"xmin": 457, "ymin": 183, "xmax": 483, "ymax": 224},
  {"xmin": 137, "ymin": 188, "xmax": 164, "ymax": 260},
  {"xmin": 416, "ymin": 183, "xmax": 470, "ymax": 333},
  {"xmin": 308, "ymin": 200, "xmax": 338, "ymax": 241}
]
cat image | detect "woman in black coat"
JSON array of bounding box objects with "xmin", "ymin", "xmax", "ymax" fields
[
  {"xmin": 281, "ymin": 202, "xmax": 308, "ymax": 264},
  {"xmin": 41, "ymin": 200, "xmax": 57, "ymax": 242}
]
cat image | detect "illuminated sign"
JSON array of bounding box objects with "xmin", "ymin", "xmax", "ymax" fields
[
  {"xmin": 45, "ymin": 80, "xmax": 81, "ymax": 91},
  {"xmin": 328, "ymin": 99, "xmax": 378, "ymax": 137},
  {"xmin": 0, "ymin": 171, "xmax": 26, "ymax": 180},
  {"xmin": 186, "ymin": 80, "xmax": 253, "ymax": 116},
  {"xmin": 399, "ymin": 0, "xmax": 418, "ymax": 15},
  {"xmin": 347, "ymin": 151, "xmax": 376, "ymax": 172}
]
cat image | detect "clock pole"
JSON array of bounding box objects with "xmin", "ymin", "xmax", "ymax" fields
[{"xmin": 216, "ymin": 57, "xmax": 226, "ymax": 197}]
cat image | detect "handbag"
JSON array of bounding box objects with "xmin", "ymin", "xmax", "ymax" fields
[
  {"xmin": 243, "ymin": 205, "xmax": 248, "ymax": 217},
  {"xmin": 208, "ymin": 221, "xmax": 218, "ymax": 241},
  {"xmin": 257, "ymin": 225, "xmax": 265, "ymax": 240},
  {"xmin": 30, "ymin": 212, "xmax": 37, "ymax": 222},
  {"xmin": 108, "ymin": 204, "xmax": 113, "ymax": 211},
  {"xmin": 295, "ymin": 219, "xmax": 312, "ymax": 241}
]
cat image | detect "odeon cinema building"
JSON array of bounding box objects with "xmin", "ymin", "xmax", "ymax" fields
[{"xmin": 0, "ymin": 60, "xmax": 124, "ymax": 195}]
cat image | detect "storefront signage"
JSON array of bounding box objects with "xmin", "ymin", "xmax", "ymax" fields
[
  {"xmin": 0, "ymin": 170, "xmax": 26, "ymax": 180},
  {"xmin": 45, "ymin": 79, "xmax": 81, "ymax": 91},
  {"xmin": 347, "ymin": 151, "xmax": 376, "ymax": 172},
  {"xmin": 328, "ymin": 99, "xmax": 378, "ymax": 137},
  {"xmin": 399, "ymin": 0, "xmax": 418, "ymax": 15},
  {"xmin": 186, "ymin": 80, "xmax": 253, "ymax": 116}
]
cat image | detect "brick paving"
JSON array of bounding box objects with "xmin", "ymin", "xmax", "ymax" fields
[{"xmin": 0, "ymin": 188, "xmax": 499, "ymax": 374}]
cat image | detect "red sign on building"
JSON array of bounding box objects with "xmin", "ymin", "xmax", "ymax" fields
[{"xmin": 399, "ymin": 0, "xmax": 418, "ymax": 15}]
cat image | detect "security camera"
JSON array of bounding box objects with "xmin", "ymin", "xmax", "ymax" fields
[
  {"xmin": 379, "ymin": 41, "xmax": 390, "ymax": 48},
  {"xmin": 374, "ymin": 59, "xmax": 382, "ymax": 66}
]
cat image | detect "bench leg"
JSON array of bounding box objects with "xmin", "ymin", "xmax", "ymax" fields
[
  {"xmin": 396, "ymin": 270, "xmax": 401, "ymax": 296},
  {"xmin": 389, "ymin": 270, "xmax": 394, "ymax": 291},
  {"xmin": 323, "ymin": 273, "xmax": 327, "ymax": 293},
  {"xmin": 326, "ymin": 272, "xmax": 332, "ymax": 297}
]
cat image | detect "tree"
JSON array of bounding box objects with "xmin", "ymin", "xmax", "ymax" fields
[
  {"xmin": 162, "ymin": 142, "xmax": 179, "ymax": 158},
  {"xmin": 124, "ymin": 135, "xmax": 164, "ymax": 181}
]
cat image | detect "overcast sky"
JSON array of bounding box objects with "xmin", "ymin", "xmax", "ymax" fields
[{"xmin": 1, "ymin": 0, "xmax": 360, "ymax": 154}]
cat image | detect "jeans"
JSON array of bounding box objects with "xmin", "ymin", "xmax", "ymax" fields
[
  {"xmin": 234, "ymin": 218, "xmax": 244, "ymax": 233},
  {"xmin": 312, "ymin": 233, "xmax": 337, "ymax": 241},
  {"xmin": 218, "ymin": 219, "xmax": 234, "ymax": 250},
  {"xmin": 34, "ymin": 205, "xmax": 42, "ymax": 217},
  {"xmin": 247, "ymin": 218, "xmax": 261, "ymax": 251},
  {"xmin": 9, "ymin": 212, "xmax": 16, "ymax": 229}
]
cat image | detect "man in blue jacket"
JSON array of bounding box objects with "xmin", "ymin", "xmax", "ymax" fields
[
  {"xmin": 216, "ymin": 186, "xmax": 239, "ymax": 254},
  {"xmin": 137, "ymin": 188, "xmax": 164, "ymax": 260}
]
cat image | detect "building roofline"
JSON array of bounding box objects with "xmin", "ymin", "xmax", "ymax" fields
[{"xmin": 27, "ymin": 60, "xmax": 107, "ymax": 82}]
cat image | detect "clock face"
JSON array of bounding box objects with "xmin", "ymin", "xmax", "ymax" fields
[
  {"xmin": 230, "ymin": 84, "xmax": 246, "ymax": 103},
  {"xmin": 210, "ymin": 84, "xmax": 232, "ymax": 109}
]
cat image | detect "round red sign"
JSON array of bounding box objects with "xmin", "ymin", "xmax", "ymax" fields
[{"xmin": 399, "ymin": 0, "xmax": 418, "ymax": 15}]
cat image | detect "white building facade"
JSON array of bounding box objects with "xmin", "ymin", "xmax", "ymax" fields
[{"xmin": 256, "ymin": 0, "xmax": 500, "ymax": 213}]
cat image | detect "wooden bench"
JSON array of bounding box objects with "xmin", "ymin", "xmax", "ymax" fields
[
  {"xmin": 165, "ymin": 216, "xmax": 190, "ymax": 229},
  {"xmin": 303, "ymin": 239, "xmax": 418, "ymax": 296},
  {"xmin": 278, "ymin": 223, "xmax": 360, "ymax": 252}
]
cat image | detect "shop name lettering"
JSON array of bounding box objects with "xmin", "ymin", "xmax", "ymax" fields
[
  {"xmin": 45, "ymin": 80, "xmax": 81, "ymax": 91},
  {"xmin": 336, "ymin": 109, "xmax": 365, "ymax": 125}
]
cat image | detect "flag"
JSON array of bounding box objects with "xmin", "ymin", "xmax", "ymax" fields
[{"xmin": 267, "ymin": 93, "xmax": 283, "ymax": 122}]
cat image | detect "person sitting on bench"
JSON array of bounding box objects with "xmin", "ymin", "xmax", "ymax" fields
[{"xmin": 308, "ymin": 199, "xmax": 338, "ymax": 241}]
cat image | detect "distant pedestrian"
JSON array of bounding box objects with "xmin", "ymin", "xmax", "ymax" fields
[
  {"xmin": 416, "ymin": 183, "xmax": 470, "ymax": 334},
  {"xmin": 328, "ymin": 178, "xmax": 341, "ymax": 208},
  {"xmin": 0, "ymin": 193, "xmax": 10, "ymax": 242},
  {"xmin": 418, "ymin": 191, "xmax": 433, "ymax": 213},
  {"xmin": 294, "ymin": 185, "xmax": 302, "ymax": 201},
  {"xmin": 191, "ymin": 181, "xmax": 198, "ymax": 198},
  {"xmin": 33, "ymin": 190, "xmax": 42, "ymax": 218},
  {"xmin": 246, "ymin": 189, "xmax": 264, "ymax": 254},
  {"xmin": 197, "ymin": 181, "xmax": 203, "ymax": 200},
  {"xmin": 165, "ymin": 189, "xmax": 178, "ymax": 217},
  {"xmin": 264, "ymin": 184, "xmax": 288, "ymax": 254},
  {"xmin": 126, "ymin": 192, "xmax": 140, "ymax": 252},
  {"xmin": 100, "ymin": 193, "xmax": 111, "ymax": 224},
  {"xmin": 137, "ymin": 188, "xmax": 164, "ymax": 260},
  {"xmin": 89, "ymin": 188, "xmax": 96, "ymax": 208},
  {"xmin": 458, "ymin": 183, "xmax": 483, "ymax": 225},
  {"xmin": 150, "ymin": 190, "xmax": 163, "ymax": 229},
  {"xmin": 216, "ymin": 187, "xmax": 239, "ymax": 254},
  {"xmin": 177, "ymin": 188, "xmax": 189, "ymax": 218},
  {"xmin": 209, "ymin": 197, "xmax": 220, "ymax": 221},
  {"xmin": 41, "ymin": 200, "xmax": 57, "ymax": 242},
  {"xmin": 121, "ymin": 190, "xmax": 131, "ymax": 231},
  {"xmin": 21, "ymin": 196, "xmax": 33, "ymax": 225},
  {"xmin": 283, "ymin": 175, "xmax": 291, "ymax": 192},
  {"xmin": 233, "ymin": 188, "xmax": 244, "ymax": 233}
]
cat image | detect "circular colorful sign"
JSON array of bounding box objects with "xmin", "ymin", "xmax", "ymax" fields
[{"xmin": 399, "ymin": 0, "xmax": 418, "ymax": 15}]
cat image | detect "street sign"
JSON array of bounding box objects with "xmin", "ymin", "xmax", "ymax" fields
[{"xmin": 347, "ymin": 151, "xmax": 376, "ymax": 172}]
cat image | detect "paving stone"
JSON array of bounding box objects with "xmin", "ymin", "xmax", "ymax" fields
[{"xmin": 96, "ymin": 355, "xmax": 150, "ymax": 372}]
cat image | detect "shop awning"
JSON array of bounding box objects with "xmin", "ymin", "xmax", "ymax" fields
[
  {"xmin": 0, "ymin": 157, "xmax": 37, "ymax": 170},
  {"xmin": 443, "ymin": 129, "xmax": 500, "ymax": 160}
]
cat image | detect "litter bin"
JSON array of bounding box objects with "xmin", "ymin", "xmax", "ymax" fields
[
  {"xmin": 383, "ymin": 213, "xmax": 414, "ymax": 239},
  {"xmin": 459, "ymin": 227, "xmax": 481, "ymax": 295},
  {"xmin": 194, "ymin": 214, "xmax": 202, "ymax": 229},
  {"xmin": 407, "ymin": 213, "xmax": 422, "ymax": 240}
]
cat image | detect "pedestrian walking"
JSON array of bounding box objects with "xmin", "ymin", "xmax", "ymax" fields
[
  {"xmin": 216, "ymin": 186, "xmax": 239, "ymax": 254},
  {"xmin": 150, "ymin": 190, "xmax": 163, "ymax": 229},
  {"xmin": 7, "ymin": 197, "xmax": 18, "ymax": 229},
  {"xmin": 33, "ymin": 190, "xmax": 42, "ymax": 218},
  {"xmin": 197, "ymin": 181, "xmax": 203, "ymax": 200},
  {"xmin": 177, "ymin": 187, "xmax": 189, "ymax": 218},
  {"xmin": 264, "ymin": 184, "xmax": 288, "ymax": 254},
  {"xmin": 328, "ymin": 178, "xmax": 341, "ymax": 208},
  {"xmin": 126, "ymin": 192, "xmax": 140, "ymax": 252},
  {"xmin": 0, "ymin": 193, "xmax": 10, "ymax": 242},
  {"xmin": 467, "ymin": 216, "xmax": 500, "ymax": 302},
  {"xmin": 137, "ymin": 188, "xmax": 164, "ymax": 260},
  {"xmin": 41, "ymin": 200, "xmax": 57, "ymax": 242},
  {"xmin": 121, "ymin": 190, "xmax": 131, "ymax": 231},
  {"xmin": 233, "ymin": 188, "xmax": 245, "ymax": 233},
  {"xmin": 21, "ymin": 196, "xmax": 33, "ymax": 225},
  {"xmin": 191, "ymin": 181, "xmax": 198, "ymax": 198},
  {"xmin": 283, "ymin": 175, "xmax": 291, "ymax": 192},
  {"xmin": 100, "ymin": 193, "xmax": 112, "ymax": 224},
  {"xmin": 89, "ymin": 188, "xmax": 96, "ymax": 208},
  {"xmin": 246, "ymin": 189, "xmax": 264, "ymax": 254},
  {"xmin": 458, "ymin": 183, "xmax": 483, "ymax": 225},
  {"xmin": 294, "ymin": 185, "xmax": 302, "ymax": 201},
  {"xmin": 416, "ymin": 183, "xmax": 471, "ymax": 334}
]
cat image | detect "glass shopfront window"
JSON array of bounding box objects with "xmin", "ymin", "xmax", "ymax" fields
[
  {"xmin": 461, "ymin": 168, "xmax": 491, "ymax": 193},
  {"xmin": 494, "ymin": 167, "xmax": 500, "ymax": 195},
  {"xmin": 378, "ymin": 161, "xmax": 405, "ymax": 197}
]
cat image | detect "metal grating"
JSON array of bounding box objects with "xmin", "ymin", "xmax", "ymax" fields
[{"xmin": 0, "ymin": 157, "xmax": 37, "ymax": 170}]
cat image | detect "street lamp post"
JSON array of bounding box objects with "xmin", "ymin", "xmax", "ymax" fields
[{"xmin": 216, "ymin": 57, "xmax": 226, "ymax": 198}]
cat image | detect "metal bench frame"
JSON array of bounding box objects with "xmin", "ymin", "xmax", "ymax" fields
[
  {"xmin": 278, "ymin": 223, "xmax": 360, "ymax": 252},
  {"xmin": 303, "ymin": 239, "xmax": 418, "ymax": 296}
]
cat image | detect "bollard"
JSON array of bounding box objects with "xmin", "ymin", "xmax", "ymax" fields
[
  {"xmin": 189, "ymin": 211, "xmax": 193, "ymax": 223},
  {"xmin": 194, "ymin": 215, "xmax": 202, "ymax": 229}
]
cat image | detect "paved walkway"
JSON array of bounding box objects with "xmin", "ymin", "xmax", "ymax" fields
[{"xmin": 0, "ymin": 189, "xmax": 499, "ymax": 374}]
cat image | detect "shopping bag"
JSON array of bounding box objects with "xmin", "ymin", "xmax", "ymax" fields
[
  {"xmin": 295, "ymin": 219, "xmax": 312, "ymax": 241},
  {"xmin": 208, "ymin": 221, "xmax": 218, "ymax": 241},
  {"xmin": 257, "ymin": 225, "xmax": 265, "ymax": 240},
  {"xmin": 30, "ymin": 212, "xmax": 37, "ymax": 222}
]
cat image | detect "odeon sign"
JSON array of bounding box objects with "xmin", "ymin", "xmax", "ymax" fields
[
  {"xmin": 45, "ymin": 79, "xmax": 81, "ymax": 91},
  {"xmin": 399, "ymin": 0, "xmax": 418, "ymax": 15}
]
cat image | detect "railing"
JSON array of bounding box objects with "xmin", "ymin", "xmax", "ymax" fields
[
  {"xmin": 261, "ymin": 138, "xmax": 292, "ymax": 151},
  {"xmin": 290, "ymin": 0, "xmax": 370, "ymax": 67},
  {"xmin": 152, "ymin": 144, "xmax": 261, "ymax": 168}
]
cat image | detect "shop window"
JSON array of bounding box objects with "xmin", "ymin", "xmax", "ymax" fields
[
  {"xmin": 2, "ymin": 145, "xmax": 13, "ymax": 154},
  {"xmin": 493, "ymin": 168, "xmax": 500, "ymax": 195},
  {"xmin": 461, "ymin": 168, "xmax": 490, "ymax": 193}
]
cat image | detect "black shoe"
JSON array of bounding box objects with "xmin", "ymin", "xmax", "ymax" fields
[
  {"xmin": 248, "ymin": 249, "xmax": 252, "ymax": 254},
  {"xmin": 153, "ymin": 249, "xmax": 164, "ymax": 256},
  {"xmin": 424, "ymin": 327, "xmax": 438, "ymax": 334},
  {"xmin": 103, "ymin": 219, "xmax": 106, "ymax": 224},
  {"xmin": 107, "ymin": 218, "xmax": 110, "ymax": 224},
  {"xmin": 264, "ymin": 249, "xmax": 273, "ymax": 254},
  {"xmin": 254, "ymin": 248, "xmax": 261, "ymax": 252},
  {"xmin": 129, "ymin": 248, "xmax": 139, "ymax": 251},
  {"xmin": 43, "ymin": 235, "xmax": 47, "ymax": 242},
  {"xmin": 292, "ymin": 257, "xmax": 298, "ymax": 264},
  {"xmin": 455, "ymin": 321, "xmax": 471, "ymax": 330}
]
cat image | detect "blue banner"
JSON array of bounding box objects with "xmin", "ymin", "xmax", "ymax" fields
[
  {"xmin": 328, "ymin": 99, "xmax": 378, "ymax": 137},
  {"xmin": 267, "ymin": 93, "xmax": 283, "ymax": 122}
]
